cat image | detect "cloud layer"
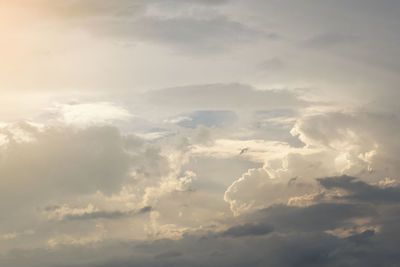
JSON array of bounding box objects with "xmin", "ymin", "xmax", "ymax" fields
[{"xmin": 1, "ymin": 0, "xmax": 400, "ymax": 266}]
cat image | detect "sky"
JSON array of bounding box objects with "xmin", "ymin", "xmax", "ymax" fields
[{"xmin": 1, "ymin": 1, "xmax": 400, "ymax": 266}]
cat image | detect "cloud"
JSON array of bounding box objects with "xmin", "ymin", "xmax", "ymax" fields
[
  {"xmin": 222, "ymin": 108, "xmax": 400, "ymax": 216},
  {"xmin": 220, "ymin": 223, "xmax": 273, "ymax": 237},
  {"xmin": 143, "ymin": 84, "xmax": 307, "ymax": 111},
  {"xmin": 318, "ymin": 175, "xmax": 400, "ymax": 203},
  {"xmin": 1, "ymin": 1, "xmax": 400, "ymax": 265},
  {"xmin": 154, "ymin": 250, "xmax": 182, "ymax": 259},
  {"xmin": 176, "ymin": 110, "xmax": 237, "ymax": 128},
  {"xmin": 12, "ymin": 0, "xmax": 146, "ymax": 18},
  {"xmin": 93, "ymin": 16, "xmax": 264, "ymax": 52},
  {"xmin": 255, "ymin": 202, "xmax": 375, "ymax": 233},
  {"xmin": 3, "ymin": 175, "xmax": 400, "ymax": 267},
  {"xmin": 223, "ymin": 152, "xmax": 335, "ymax": 215},
  {"xmin": 292, "ymin": 111, "xmax": 400, "ymax": 179},
  {"xmin": 45, "ymin": 204, "xmax": 152, "ymax": 221},
  {"xmin": 63, "ymin": 208, "xmax": 149, "ymax": 221},
  {"xmin": 47, "ymin": 102, "xmax": 132, "ymax": 126},
  {"xmin": 8, "ymin": 0, "xmax": 264, "ymax": 52},
  {"xmin": 11, "ymin": 0, "xmax": 229, "ymax": 19},
  {"xmin": 0, "ymin": 123, "xmax": 131, "ymax": 199},
  {"xmin": 0, "ymin": 121, "xmax": 192, "ymax": 243},
  {"xmin": 258, "ymin": 57, "xmax": 285, "ymax": 71},
  {"xmin": 304, "ymin": 32, "xmax": 358, "ymax": 48}
]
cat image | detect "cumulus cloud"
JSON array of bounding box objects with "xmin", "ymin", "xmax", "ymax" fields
[
  {"xmin": 0, "ymin": 108, "xmax": 399, "ymax": 263},
  {"xmin": 1, "ymin": 0, "xmax": 400, "ymax": 266},
  {"xmin": 224, "ymin": 168, "xmax": 315, "ymax": 215},
  {"xmin": 2, "ymin": 175, "xmax": 400, "ymax": 267},
  {"xmin": 292, "ymin": 111, "xmax": 400, "ymax": 180},
  {"xmin": 221, "ymin": 108, "xmax": 400, "ymax": 216},
  {"xmin": 0, "ymin": 121, "xmax": 198, "ymax": 245},
  {"xmin": 0, "ymin": 123, "xmax": 131, "ymax": 199}
]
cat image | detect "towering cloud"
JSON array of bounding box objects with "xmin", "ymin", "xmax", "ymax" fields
[{"xmin": 0, "ymin": 0, "xmax": 399, "ymax": 266}]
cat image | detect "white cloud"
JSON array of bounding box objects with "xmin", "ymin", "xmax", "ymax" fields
[
  {"xmin": 49, "ymin": 102, "xmax": 132, "ymax": 126},
  {"xmin": 0, "ymin": 1, "xmax": 400, "ymax": 265}
]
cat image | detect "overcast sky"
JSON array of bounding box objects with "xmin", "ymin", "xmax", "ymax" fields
[{"xmin": 1, "ymin": 1, "xmax": 400, "ymax": 266}]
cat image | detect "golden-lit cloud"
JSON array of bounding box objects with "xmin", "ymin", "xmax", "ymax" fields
[{"xmin": 0, "ymin": 1, "xmax": 400, "ymax": 266}]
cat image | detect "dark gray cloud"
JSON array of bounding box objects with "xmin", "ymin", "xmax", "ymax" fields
[
  {"xmin": 154, "ymin": 250, "xmax": 182, "ymax": 259},
  {"xmin": 62, "ymin": 206, "xmax": 152, "ymax": 221},
  {"xmin": 254, "ymin": 202, "xmax": 375, "ymax": 233},
  {"xmin": 3, "ymin": 175, "xmax": 400, "ymax": 267},
  {"xmin": 319, "ymin": 175, "xmax": 400, "ymax": 203},
  {"xmin": 220, "ymin": 223, "xmax": 273, "ymax": 237}
]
